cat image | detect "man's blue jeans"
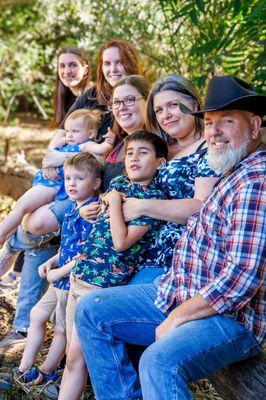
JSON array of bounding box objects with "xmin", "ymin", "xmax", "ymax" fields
[
  {"xmin": 75, "ymin": 282, "xmax": 261, "ymax": 400},
  {"xmin": 13, "ymin": 243, "xmax": 58, "ymax": 332},
  {"xmin": 6, "ymin": 227, "xmax": 59, "ymax": 332}
]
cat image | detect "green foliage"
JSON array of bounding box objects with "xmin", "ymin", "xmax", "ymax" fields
[{"xmin": 0, "ymin": 0, "xmax": 265, "ymax": 122}]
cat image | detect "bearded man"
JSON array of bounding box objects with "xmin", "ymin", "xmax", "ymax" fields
[{"xmin": 75, "ymin": 76, "xmax": 265, "ymax": 400}]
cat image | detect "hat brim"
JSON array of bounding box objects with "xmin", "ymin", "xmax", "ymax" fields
[{"xmin": 179, "ymin": 95, "xmax": 266, "ymax": 119}]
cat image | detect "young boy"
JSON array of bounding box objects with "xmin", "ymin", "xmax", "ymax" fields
[
  {"xmin": 58, "ymin": 131, "xmax": 168, "ymax": 400},
  {"xmin": 0, "ymin": 108, "xmax": 113, "ymax": 248},
  {"xmin": 14, "ymin": 152, "xmax": 102, "ymax": 387}
]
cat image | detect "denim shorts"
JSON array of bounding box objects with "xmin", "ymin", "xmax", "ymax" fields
[
  {"xmin": 7, "ymin": 198, "xmax": 72, "ymax": 253},
  {"xmin": 48, "ymin": 198, "xmax": 73, "ymax": 226}
]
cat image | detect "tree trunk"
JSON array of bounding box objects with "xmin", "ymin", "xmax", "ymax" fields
[
  {"xmin": 209, "ymin": 348, "xmax": 266, "ymax": 400},
  {"xmin": 0, "ymin": 156, "xmax": 37, "ymax": 200}
]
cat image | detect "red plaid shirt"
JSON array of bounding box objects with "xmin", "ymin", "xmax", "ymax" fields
[{"xmin": 155, "ymin": 151, "xmax": 266, "ymax": 345}]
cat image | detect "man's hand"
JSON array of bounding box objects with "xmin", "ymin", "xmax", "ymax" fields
[
  {"xmin": 155, "ymin": 313, "xmax": 182, "ymax": 341},
  {"xmin": 156, "ymin": 295, "xmax": 217, "ymax": 341},
  {"xmin": 79, "ymin": 201, "xmax": 101, "ymax": 223}
]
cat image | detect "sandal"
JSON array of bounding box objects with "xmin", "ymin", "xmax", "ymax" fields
[{"xmin": 0, "ymin": 272, "xmax": 20, "ymax": 289}]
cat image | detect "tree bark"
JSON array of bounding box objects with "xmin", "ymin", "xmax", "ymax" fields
[
  {"xmin": 0, "ymin": 156, "xmax": 37, "ymax": 200},
  {"xmin": 209, "ymin": 348, "xmax": 266, "ymax": 400}
]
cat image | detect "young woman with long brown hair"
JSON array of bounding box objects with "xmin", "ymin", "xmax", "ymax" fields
[{"xmin": 52, "ymin": 48, "xmax": 93, "ymax": 129}]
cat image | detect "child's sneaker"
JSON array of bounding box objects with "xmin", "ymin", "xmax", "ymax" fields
[
  {"xmin": 14, "ymin": 366, "xmax": 44, "ymax": 387},
  {"xmin": 14, "ymin": 366, "xmax": 58, "ymax": 387},
  {"xmin": 40, "ymin": 369, "xmax": 58, "ymax": 383}
]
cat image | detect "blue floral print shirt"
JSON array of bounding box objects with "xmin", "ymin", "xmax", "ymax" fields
[
  {"xmin": 72, "ymin": 175, "xmax": 166, "ymax": 288},
  {"xmin": 144, "ymin": 148, "xmax": 220, "ymax": 271},
  {"xmin": 53, "ymin": 196, "xmax": 97, "ymax": 290}
]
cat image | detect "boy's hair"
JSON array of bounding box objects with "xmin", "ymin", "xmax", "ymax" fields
[
  {"xmin": 64, "ymin": 152, "xmax": 102, "ymax": 179},
  {"xmin": 64, "ymin": 109, "xmax": 103, "ymax": 132},
  {"xmin": 124, "ymin": 131, "xmax": 168, "ymax": 159}
]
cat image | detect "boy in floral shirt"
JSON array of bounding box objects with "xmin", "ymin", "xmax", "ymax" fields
[{"xmin": 59, "ymin": 131, "xmax": 168, "ymax": 400}]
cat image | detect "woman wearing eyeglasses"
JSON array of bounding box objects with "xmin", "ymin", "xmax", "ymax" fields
[
  {"xmin": 123, "ymin": 74, "xmax": 220, "ymax": 284},
  {"xmin": 78, "ymin": 75, "xmax": 150, "ymax": 227},
  {"xmin": 0, "ymin": 40, "xmax": 142, "ymax": 363}
]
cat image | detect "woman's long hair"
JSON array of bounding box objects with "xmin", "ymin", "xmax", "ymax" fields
[
  {"xmin": 52, "ymin": 48, "xmax": 91, "ymax": 128},
  {"xmin": 96, "ymin": 39, "xmax": 142, "ymax": 106},
  {"xmin": 111, "ymin": 75, "xmax": 150, "ymax": 139},
  {"xmin": 146, "ymin": 74, "xmax": 203, "ymax": 144}
]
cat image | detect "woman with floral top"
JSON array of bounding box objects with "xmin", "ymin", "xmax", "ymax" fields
[{"xmin": 123, "ymin": 74, "xmax": 220, "ymax": 284}]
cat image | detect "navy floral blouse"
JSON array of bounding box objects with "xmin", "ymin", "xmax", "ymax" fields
[{"xmin": 142, "ymin": 148, "xmax": 220, "ymax": 271}]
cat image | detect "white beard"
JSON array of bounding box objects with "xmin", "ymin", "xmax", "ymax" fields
[{"xmin": 207, "ymin": 139, "xmax": 251, "ymax": 175}]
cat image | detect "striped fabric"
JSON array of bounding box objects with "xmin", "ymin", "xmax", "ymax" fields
[{"xmin": 155, "ymin": 151, "xmax": 266, "ymax": 345}]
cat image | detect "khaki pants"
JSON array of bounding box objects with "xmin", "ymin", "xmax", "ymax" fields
[
  {"xmin": 66, "ymin": 273, "xmax": 101, "ymax": 343},
  {"xmin": 36, "ymin": 285, "xmax": 69, "ymax": 334}
]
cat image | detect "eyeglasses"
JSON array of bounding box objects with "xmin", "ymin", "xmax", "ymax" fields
[{"xmin": 109, "ymin": 96, "xmax": 143, "ymax": 110}]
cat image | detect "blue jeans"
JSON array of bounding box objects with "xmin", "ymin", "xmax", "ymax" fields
[
  {"xmin": 13, "ymin": 243, "xmax": 59, "ymax": 332},
  {"xmin": 128, "ymin": 267, "xmax": 164, "ymax": 285},
  {"xmin": 5, "ymin": 199, "xmax": 69, "ymax": 332},
  {"xmin": 75, "ymin": 283, "xmax": 260, "ymax": 400}
]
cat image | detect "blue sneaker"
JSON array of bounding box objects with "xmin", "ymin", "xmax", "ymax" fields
[
  {"xmin": 14, "ymin": 366, "xmax": 44, "ymax": 386},
  {"xmin": 40, "ymin": 369, "xmax": 58, "ymax": 383},
  {"xmin": 13, "ymin": 366, "xmax": 58, "ymax": 387}
]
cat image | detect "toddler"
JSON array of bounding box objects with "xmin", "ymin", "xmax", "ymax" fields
[{"xmin": 0, "ymin": 108, "xmax": 113, "ymax": 248}]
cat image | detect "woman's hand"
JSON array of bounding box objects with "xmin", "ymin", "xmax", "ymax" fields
[
  {"xmin": 48, "ymin": 128, "xmax": 66, "ymax": 148},
  {"xmin": 103, "ymin": 127, "xmax": 116, "ymax": 145},
  {"xmin": 79, "ymin": 201, "xmax": 101, "ymax": 223},
  {"xmin": 42, "ymin": 150, "xmax": 68, "ymax": 168},
  {"xmin": 57, "ymin": 137, "xmax": 68, "ymax": 147},
  {"xmin": 122, "ymin": 197, "xmax": 142, "ymax": 222},
  {"xmin": 42, "ymin": 167, "xmax": 60, "ymax": 181}
]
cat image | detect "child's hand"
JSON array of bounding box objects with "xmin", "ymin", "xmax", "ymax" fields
[
  {"xmin": 57, "ymin": 137, "xmax": 68, "ymax": 147},
  {"xmin": 38, "ymin": 264, "xmax": 48, "ymax": 278},
  {"xmin": 101, "ymin": 190, "xmax": 122, "ymax": 212},
  {"xmin": 38, "ymin": 257, "xmax": 58, "ymax": 278},
  {"xmin": 42, "ymin": 167, "xmax": 60, "ymax": 181},
  {"xmin": 79, "ymin": 201, "xmax": 101, "ymax": 223},
  {"xmin": 47, "ymin": 269, "xmax": 62, "ymax": 283},
  {"xmin": 103, "ymin": 127, "xmax": 116, "ymax": 146}
]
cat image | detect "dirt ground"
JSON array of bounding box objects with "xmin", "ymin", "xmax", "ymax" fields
[{"xmin": 0, "ymin": 119, "xmax": 223, "ymax": 399}]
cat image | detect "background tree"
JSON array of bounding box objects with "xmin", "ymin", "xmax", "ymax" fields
[{"xmin": 0, "ymin": 0, "xmax": 265, "ymax": 122}]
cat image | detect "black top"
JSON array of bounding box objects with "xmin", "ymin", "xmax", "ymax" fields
[{"xmin": 60, "ymin": 86, "xmax": 113, "ymax": 142}]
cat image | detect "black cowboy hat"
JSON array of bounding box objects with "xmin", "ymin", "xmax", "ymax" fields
[{"xmin": 179, "ymin": 75, "xmax": 266, "ymax": 119}]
